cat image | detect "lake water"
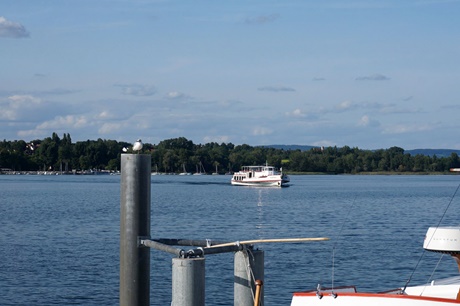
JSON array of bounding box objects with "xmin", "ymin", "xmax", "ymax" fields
[{"xmin": 1, "ymin": 174, "xmax": 460, "ymax": 305}]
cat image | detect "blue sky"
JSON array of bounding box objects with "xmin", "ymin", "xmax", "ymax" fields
[{"xmin": 1, "ymin": 0, "xmax": 460, "ymax": 150}]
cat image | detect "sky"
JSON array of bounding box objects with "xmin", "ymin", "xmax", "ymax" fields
[{"xmin": 1, "ymin": 0, "xmax": 460, "ymax": 150}]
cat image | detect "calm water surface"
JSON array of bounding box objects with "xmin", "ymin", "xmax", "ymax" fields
[{"xmin": 1, "ymin": 174, "xmax": 460, "ymax": 305}]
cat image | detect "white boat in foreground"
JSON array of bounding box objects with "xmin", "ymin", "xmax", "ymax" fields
[
  {"xmin": 291, "ymin": 226, "xmax": 460, "ymax": 306},
  {"xmin": 231, "ymin": 164, "xmax": 290, "ymax": 187}
]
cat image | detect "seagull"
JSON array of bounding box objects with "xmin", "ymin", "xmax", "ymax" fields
[{"xmin": 132, "ymin": 139, "xmax": 143, "ymax": 153}]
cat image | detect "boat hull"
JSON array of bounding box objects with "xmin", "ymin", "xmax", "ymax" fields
[
  {"xmin": 230, "ymin": 177, "xmax": 289, "ymax": 187},
  {"xmin": 291, "ymin": 292, "xmax": 460, "ymax": 306}
]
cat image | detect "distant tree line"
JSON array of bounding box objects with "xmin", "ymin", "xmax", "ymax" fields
[{"xmin": 1, "ymin": 133, "xmax": 460, "ymax": 174}]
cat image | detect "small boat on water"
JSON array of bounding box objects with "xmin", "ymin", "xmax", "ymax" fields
[
  {"xmin": 291, "ymin": 226, "xmax": 460, "ymax": 306},
  {"xmin": 193, "ymin": 162, "xmax": 207, "ymax": 175},
  {"xmin": 231, "ymin": 164, "xmax": 290, "ymax": 187},
  {"xmin": 179, "ymin": 163, "xmax": 191, "ymax": 175}
]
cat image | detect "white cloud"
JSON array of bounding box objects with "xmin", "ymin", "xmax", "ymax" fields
[
  {"xmin": 286, "ymin": 108, "xmax": 306, "ymax": 118},
  {"xmin": 17, "ymin": 129, "xmax": 45, "ymax": 138},
  {"xmin": 336, "ymin": 100, "xmax": 354, "ymax": 111},
  {"xmin": 252, "ymin": 126, "xmax": 273, "ymax": 136},
  {"xmin": 203, "ymin": 135, "xmax": 230, "ymax": 143},
  {"xmin": 8, "ymin": 94, "xmax": 41, "ymax": 106},
  {"xmin": 115, "ymin": 84, "xmax": 156, "ymax": 96},
  {"xmin": 358, "ymin": 115, "xmax": 370, "ymax": 126},
  {"xmin": 382, "ymin": 124, "xmax": 433, "ymax": 134},
  {"xmin": 0, "ymin": 17, "xmax": 29, "ymax": 38},
  {"xmin": 358, "ymin": 115, "xmax": 380, "ymax": 127},
  {"xmin": 99, "ymin": 122, "xmax": 124, "ymax": 134},
  {"xmin": 0, "ymin": 95, "xmax": 42, "ymax": 120},
  {"xmin": 98, "ymin": 111, "xmax": 111, "ymax": 119},
  {"xmin": 165, "ymin": 91, "xmax": 188, "ymax": 99},
  {"xmin": 0, "ymin": 109, "xmax": 16, "ymax": 120},
  {"xmin": 15, "ymin": 111, "xmax": 120, "ymax": 140},
  {"xmin": 36, "ymin": 115, "xmax": 89, "ymax": 130}
]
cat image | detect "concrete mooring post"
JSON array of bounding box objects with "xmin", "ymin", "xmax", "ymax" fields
[
  {"xmin": 234, "ymin": 249, "xmax": 264, "ymax": 306},
  {"xmin": 120, "ymin": 154, "xmax": 151, "ymax": 306},
  {"xmin": 172, "ymin": 257, "xmax": 206, "ymax": 306}
]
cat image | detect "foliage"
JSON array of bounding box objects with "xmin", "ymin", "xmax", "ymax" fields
[{"xmin": 1, "ymin": 133, "xmax": 460, "ymax": 174}]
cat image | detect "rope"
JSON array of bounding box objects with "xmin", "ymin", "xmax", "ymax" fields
[
  {"xmin": 329, "ymin": 196, "xmax": 357, "ymax": 292},
  {"xmin": 243, "ymin": 249, "xmax": 256, "ymax": 300},
  {"xmin": 419, "ymin": 254, "xmax": 445, "ymax": 297},
  {"xmin": 427, "ymin": 254, "xmax": 445, "ymax": 284},
  {"xmin": 402, "ymin": 183, "xmax": 460, "ymax": 293}
]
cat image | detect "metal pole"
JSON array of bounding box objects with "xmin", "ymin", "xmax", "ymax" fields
[
  {"xmin": 154, "ymin": 238, "xmax": 229, "ymax": 247},
  {"xmin": 120, "ymin": 154, "xmax": 151, "ymax": 306},
  {"xmin": 172, "ymin": 257, "xmax": 205, "ymax": 306},
  {"xmin": 140, "ymin": 239, "xmax": 185, "ymax": 257},
  {"xmin": 234, "ymin": 249, "xmax": 264, "ymax": 306},
  {"xmin": 186, "ymin": 244, "xmax": 245, "ymax": 257}
]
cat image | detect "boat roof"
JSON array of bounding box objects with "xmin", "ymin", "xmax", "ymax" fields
[{"xmin": 242, "ymin": 165, "xmax": 274, "ymax": 169}]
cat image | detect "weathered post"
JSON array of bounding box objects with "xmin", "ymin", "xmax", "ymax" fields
[
  {"xmin": 234, "ymin": 249, "xmax": 264, "ymax": 306},
  {"xmin": 171, "ymin": 257, "xmax": 206, "ymax": 306},
  {"xmin": 120, "ymin": 154, "xmax": 151, "ymax": 306}
]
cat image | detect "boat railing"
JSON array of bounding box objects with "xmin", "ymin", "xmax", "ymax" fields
[
  {"xmin": 240, "ymin": 166, "xmax": 281, "ymax": 173},
  {"xmin": 241, "ymin": 166, "xmax": 263, "ymax": 172}
]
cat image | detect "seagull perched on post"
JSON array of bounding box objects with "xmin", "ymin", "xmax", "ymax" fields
[{"xmin": 132, "ymin": 139, "xmax": 143, "ymax": 153}]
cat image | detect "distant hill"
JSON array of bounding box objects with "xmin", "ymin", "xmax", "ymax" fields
[
  {"xmin": 260, "ymin": 144, "xmax": 316, "ymax": 151},
  {"xmin": 262, "ymin": 145, "xmax": 460, "ymax": 157},
  {"xmin": 405, "ymin": 149, "xmax": 460, "ymax": 157}
]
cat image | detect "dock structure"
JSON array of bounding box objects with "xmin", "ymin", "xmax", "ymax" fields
[
  {"xmin": 119, "ymin": 153, "xmax": 327, "ymax": 306},
  {"xmin": 119, "ymin": 153, "xmax": 264, "ymax": 306}
]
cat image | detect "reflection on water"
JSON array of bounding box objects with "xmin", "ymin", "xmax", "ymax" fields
[
  {"xmin": 256, "ymin": 189, "xmax": 265, "ymax": 236},
  {"xmin": 258, "ymin": 188, "xmax": 263, "ymax": 206}
]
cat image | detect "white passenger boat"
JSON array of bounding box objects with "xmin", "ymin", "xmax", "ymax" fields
[
  {"xmin": 231, "ymin": 164, "xmax": 290, "ymax": 187},
  {"xmin": 291, "ymin": 226, "xmax": 460, "ymax": 306}
]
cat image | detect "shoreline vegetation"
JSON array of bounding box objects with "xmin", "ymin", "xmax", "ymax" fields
[{"xmin": 1, "ymin": 132, "xmax": 460, "ymax": 175}]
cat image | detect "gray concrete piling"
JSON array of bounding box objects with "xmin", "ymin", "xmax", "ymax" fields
[
  {"xmin": 234, "ymin": 249, "xmax": 264, "ymax": 306},
  {"xmin": 172, "ymin": 257, "xmax": 206, "ymax": 306},
  {"xmin": 120, "ymin": 154, "xmax": 151, "ymax": 306}
]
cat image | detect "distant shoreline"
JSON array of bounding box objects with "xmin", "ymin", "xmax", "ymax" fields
[
  {"xmin": 0, "ymin": 170, "xmax": 115, "ymax": 176},
  {"xmin": 2, "ymin": 170, "xmax": 458, "ymax": 176},
  {"xmin": 286, "ymin": 171, "xmax": 458, "ymax": 175}
]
